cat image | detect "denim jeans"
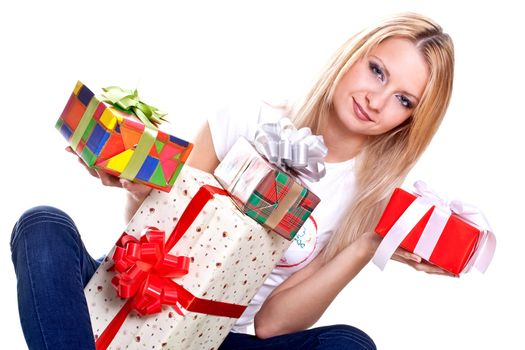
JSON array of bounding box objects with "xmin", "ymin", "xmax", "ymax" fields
[
  {"xmin": 218, "ymin": 325, "xmax": 376, "ymax": 350},
  {"xmin": 10, "ymin": 206, "xmax": 99, "ymax": 350},
  {"xmin": 10, "ymin": 206, "xmax": 376, "ymax": 350}
]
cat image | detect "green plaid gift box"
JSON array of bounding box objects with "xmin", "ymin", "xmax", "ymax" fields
[{"xmin": 214, "ymin": 137, "xmax": 321, "ymax": 240}]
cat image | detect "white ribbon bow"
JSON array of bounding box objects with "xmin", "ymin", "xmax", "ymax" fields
[
  {"xmin": 253, "ymin": 118, "xmax": 328, "ymax": 182},
  {"xmin": 372, "ymin": 181, "xmax": 496, "ymax": 274}
]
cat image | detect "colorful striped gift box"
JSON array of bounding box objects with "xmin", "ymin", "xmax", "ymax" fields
[{"xmin": 56, "ymin": 81, "xmax": 193, "ymax": 192}]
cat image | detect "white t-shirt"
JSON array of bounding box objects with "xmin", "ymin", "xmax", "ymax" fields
[{"xmin": 208, "ymin": 101, "xmax": 357, "ymax": 334}]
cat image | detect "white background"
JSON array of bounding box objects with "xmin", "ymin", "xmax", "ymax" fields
[{"xmin": 1, "ymin": 1, "xmax": 523, "ymax": 349}]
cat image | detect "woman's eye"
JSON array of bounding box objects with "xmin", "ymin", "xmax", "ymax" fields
[
  {"xmin": 396, "ymin": 95, "xmax": 413, "ymax": 109},
  {"xmin": 369, "ymin": 62, "xmax": 384, "ymax": 81}
]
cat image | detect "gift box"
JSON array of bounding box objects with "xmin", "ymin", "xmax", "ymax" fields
[
  {"xmin": 372, "ymin": 182, "xmax": 496, "ymax": 275},
  {"xmin": 85, "ymin": 166, "xmax": 292, "ymax": 349},
  {"xmin": 214, "ymin": 136, "xmax": 323, "ymax": 240},
  {"xmin": 56, "ymin": 81, "xmax": 193, "ymax": 192}
]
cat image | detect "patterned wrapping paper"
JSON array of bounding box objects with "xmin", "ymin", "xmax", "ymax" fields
[
  {"xmin": 56, "ymin": 81, "xmax": 193, "ymax": 192},
  {"xmin": 85, "ymin": 166, "xmax": 292, "ymax": 349},
  {"xmin": 214, "ymin": 137, "xmax": 320, "ymax": 240}
]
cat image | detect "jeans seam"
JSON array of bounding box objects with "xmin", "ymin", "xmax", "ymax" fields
[
  {"xmin": 243, "ymin": 339, "xmax": 312, "ymax": 350},
  {"xmin": 23, "ymin": 233, "xmax": 50, "ymax": 350},
  {"xmin": 16, "ymin": 210, "xmax": 76, "ymax": 232},
  {"xmin": 318, "ymin": 332, "xmax": 376, "ymax": 350},
  {"xmin": 12, "ymin": 218, "xmax": 77, "ymax": 252},
  {"xmin": 224, "ymin": 335, "xmax": 313, "ymax": 350},
  {"xmin": 17, "ymin": 209, "xmax": 70, "ymax": 222},
  {"xmin": 19, "ymin": 213, "xmax": 76, "ymax": 230}
]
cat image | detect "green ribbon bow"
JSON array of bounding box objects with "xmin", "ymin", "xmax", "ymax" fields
[
  {"xmin": 100, "ymin": 85, "xmax": 166, "ymax": 181},
  {"xmin": 101, "ymin": 85, "xmax": 168, "ymax": 127}
]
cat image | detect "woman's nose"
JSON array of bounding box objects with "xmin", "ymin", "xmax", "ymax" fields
[{"xmin": 366, "ymin": 90, "xmax": 387, "ymax": 112}]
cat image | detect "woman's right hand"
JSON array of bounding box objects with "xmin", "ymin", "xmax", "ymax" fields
[{"xmin": 65, "ymin": 146, "xmax": 152, "ymax": 201}]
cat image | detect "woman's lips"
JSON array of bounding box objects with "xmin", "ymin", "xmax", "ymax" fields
[{"xmin": 352, "ymin": 98, "xmax": 373, "ymax": 122}]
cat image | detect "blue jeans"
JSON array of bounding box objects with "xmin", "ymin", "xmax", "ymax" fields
[
  {"xmin": 10, "ymin": 206, "xmax": 98, "ymax": 350},
  {"xmin": 10, "ymin": 206, "xmax": 376, "ymax": 350},
  {"xmin": 219, "ymin": 326, "xmax": 376, "ymax": 350}
]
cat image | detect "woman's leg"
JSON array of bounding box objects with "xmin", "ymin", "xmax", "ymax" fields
[
  {"xmin": 10, "ymin": 206, "xmax": 100, "ymax": 350},
  {"xmin": 219, "ymin": 324, "xmax": 376, "ymax": 350}
]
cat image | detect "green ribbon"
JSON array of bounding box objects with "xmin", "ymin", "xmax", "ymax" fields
[
  {"xmin": 70, "ymin": 97, "xmax": 100, "ymax": 153},
  {"xmin": 101, "ymin": 86, "xmax": 168, "ymax": 127},
  {"xmin": 101, "ymin": 86, "xmax": 165, "ymax": 181}
]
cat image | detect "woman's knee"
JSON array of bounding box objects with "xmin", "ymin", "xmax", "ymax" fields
[
  {"xmin": 317, "ymin": 324, "xmax": 376, "ymax": 350},
  {"xmin": 10, "ymin": 205, "xmax": 78, "ymax": 251}
]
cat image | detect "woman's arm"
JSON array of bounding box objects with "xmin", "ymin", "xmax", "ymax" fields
[
  {"xmin": 253, "ymin": 229, "xmax": 455, "ymax": 339},
  {"xmin": 184, "ymin": 122, "xmax": 220, "ymax": 173},
  {"xmin": 254, "ymin": 231, "xmax": 380, "ymax": 339}
]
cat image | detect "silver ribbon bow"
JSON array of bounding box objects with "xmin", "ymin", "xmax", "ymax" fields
[{"xmin": 253, "ymin": 118, "xmax": 328, "ymax": 182}]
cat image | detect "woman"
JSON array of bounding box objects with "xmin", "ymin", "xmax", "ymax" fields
[{"xmin": 10, "ymin": 12, "xmax": 454, "ymax": 350}]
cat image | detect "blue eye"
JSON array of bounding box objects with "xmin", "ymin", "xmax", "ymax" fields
[
  {"xmin": 396, "ymin": 95, "xmax": 413, "ymax": 109},
  {"xmin": 369, "ymin": 62, "xmax": 384, "ymax": 81}
]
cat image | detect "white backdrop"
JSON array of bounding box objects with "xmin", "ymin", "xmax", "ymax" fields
[{"xmin": 1, "ymin": 1, "xmax": 523, "ymax": 349}]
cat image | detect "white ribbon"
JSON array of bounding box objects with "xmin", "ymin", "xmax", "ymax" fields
[
  {"xmin": 253, "ymin": 118, "xmax": 328, "ymax": 182},
  {"xmin": 372, "ymin": 181, "xmax": 496, "ymax": 274}
]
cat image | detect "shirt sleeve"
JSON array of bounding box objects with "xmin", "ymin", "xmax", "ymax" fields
[{"xmin": 207, "ymin": 101, "xmax": 284, "ymax": 161}]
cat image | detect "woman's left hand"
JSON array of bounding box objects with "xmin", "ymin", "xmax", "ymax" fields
[
  {"xmin": 392, "ymin": 247, "xmax": 456, "ymax": 276},
  {"xmin": 359, "ymin": 231, "xmax": 456, "ymax": 276}
]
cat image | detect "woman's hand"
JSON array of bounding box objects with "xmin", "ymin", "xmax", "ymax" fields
[
  {"xmin": 358, "ymin": 231, "xmax": 455, "ymax": 276},
  {"xmin": 391, "ymin": 247, "xmax": 456, "ymax": 276},
  {"xmin": 65, "ymin": 146, "xmax": 152, "ymax": 198}
]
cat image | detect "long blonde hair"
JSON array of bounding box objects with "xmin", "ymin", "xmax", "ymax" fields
[{"xmin": 290, "ymin": 12, "xmax": 455, "ymax": 261}]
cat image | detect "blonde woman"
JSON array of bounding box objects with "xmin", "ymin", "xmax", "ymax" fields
[{"xmin": 10, "ymin": 12, "xmax": 454, "ymax": 350}]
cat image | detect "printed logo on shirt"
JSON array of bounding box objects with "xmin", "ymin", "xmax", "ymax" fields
[{"xmin": 276, "ymin": 216, "xmax": 318, "ymax": 268}]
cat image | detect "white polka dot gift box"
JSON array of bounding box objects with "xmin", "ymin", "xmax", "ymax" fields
[{"xmin": 84, "ymin": 166, "xmax": 292, "ymax": 349}]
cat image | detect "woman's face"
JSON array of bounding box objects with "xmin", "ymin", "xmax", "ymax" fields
[{"xmin": 332, "ymin": 37, "xmax": 429, "ymax": 137}]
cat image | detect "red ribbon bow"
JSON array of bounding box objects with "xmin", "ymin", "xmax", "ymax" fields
[{"xmin": 111, "ymin": 227, "xmax": 190, "ymax": 316}]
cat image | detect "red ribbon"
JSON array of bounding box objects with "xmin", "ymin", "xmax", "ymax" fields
[
  {"xmin": 111, "ymin": 228, "xmax": 190, "ymax": 316},
  {"xmin": 95, "ymin": 185, "xmax": 247, "ymax": 350}
]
